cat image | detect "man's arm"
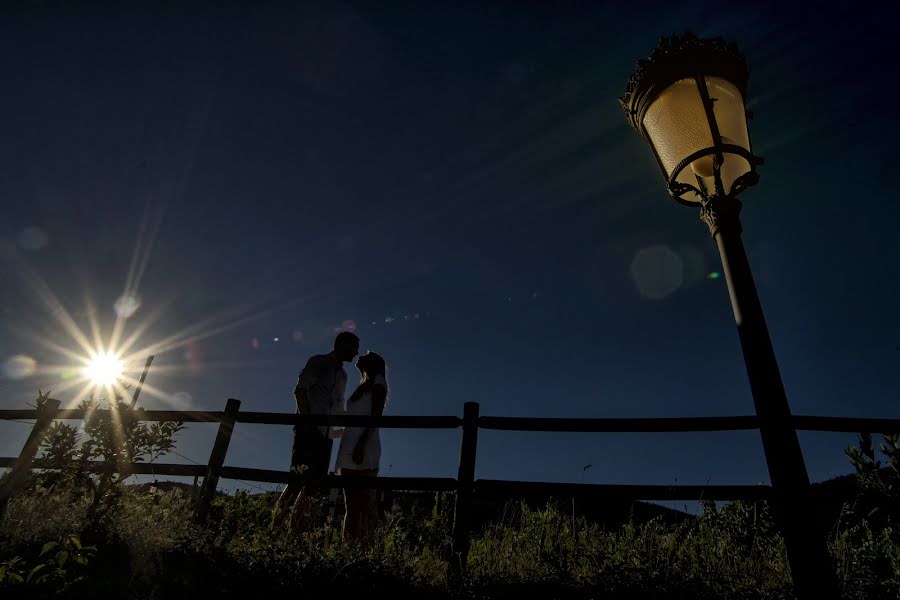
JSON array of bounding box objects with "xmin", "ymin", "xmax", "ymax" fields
[{"xmin": 294, "ymin": 356, "xmax": 328, "ymax": 414}]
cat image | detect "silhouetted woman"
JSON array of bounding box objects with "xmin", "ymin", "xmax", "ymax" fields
[{"xmin": 335, "ymin": 351, "xmax": 387, "ymax": 546}]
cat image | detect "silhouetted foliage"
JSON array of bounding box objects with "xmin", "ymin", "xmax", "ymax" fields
[
  {"xmin": 844, "ymin": 432, "xmax": 900, "ymax": 530},
  {"xmin": 33, "ymin": 391, "xmax": 183, "ymax": 523}
]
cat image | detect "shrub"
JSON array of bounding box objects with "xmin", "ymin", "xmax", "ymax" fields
[
  {"xmin": 844, "ymin": 433, "xmax": 900, "ymax": 530},
  {"xmin": 0, "ymin": 535, "xmax": 95, "ymax": 598}
]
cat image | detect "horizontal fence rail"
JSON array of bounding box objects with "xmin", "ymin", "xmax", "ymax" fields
[
  {"xmin": 0, "ymin": 409, "xmax": 226, "ymax": 423},
  {"xmin": 474, "ymin": 480, "xmax": 773, "ymax": 502},
  {"xmin": 0, "ymin": 409, "xmax": 462, "ymax": 428},
  {"xmin": 478, "ymin": 415, "xmax": 762, "ymax": 432},
  {"xmin": 0, "ymin": 459, "xmax": 458, "ymax": 491},
  {"xmin": 792, "ymin": 415, "xmax": 900, "ymax": 434},
  {"xmin": 235, "ymin": 413, "xmax": 463, "ymax": 428},
  {"xmin": 6, "ymin": 409, "xmax": 899, "ymax": 433},
  {"xmin": 220, "ymin": 468, "xmax": 459, "ymax": 491},
  {"xmin": 0, "ymin": 458, "xmax": 208, "ymax": 478},
  {"xmin": 0, "ymin": 457, "xmax": 770, "ymax": 499}
]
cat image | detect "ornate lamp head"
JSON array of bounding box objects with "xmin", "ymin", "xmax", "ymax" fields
[{"xmin": 620, "ymin": 32, "xmax": 763, "ymax": 206}]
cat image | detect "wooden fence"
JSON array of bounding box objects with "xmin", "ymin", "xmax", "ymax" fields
[{"xmin": 2, "ymin": 399, "xmax": 900, "ymax": 580}]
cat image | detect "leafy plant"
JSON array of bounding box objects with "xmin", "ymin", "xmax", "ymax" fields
[
  {"xmin": 0, "ymin": 535, "xmax": 95, "ymax": 593},
  {"xmin": 35, "ymin": 391, "xmax": 184, "ymax": 521},
  {"xmin": 845, "ymin": 432, "xmax": 900, "ymax": 529}
]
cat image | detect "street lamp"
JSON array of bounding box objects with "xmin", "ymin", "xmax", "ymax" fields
[{"xmin": 620, "ymin": 32, "xmax": 837, "ymax": 600}]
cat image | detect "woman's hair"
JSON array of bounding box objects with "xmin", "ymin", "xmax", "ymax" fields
[{"xmin": 349, "ymin": 351, "xmax": 388, "ymax": 403}]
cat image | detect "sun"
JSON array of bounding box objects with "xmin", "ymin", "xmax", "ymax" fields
[{"xmin": 83, "ymin": 352, "xmax": 125, "ymax": 386}]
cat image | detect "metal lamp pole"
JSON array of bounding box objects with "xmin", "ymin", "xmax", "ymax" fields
[
  {"xmin": 701, "ymin": 196, "xmax": 837, "ymax": 599},
  {"xmin": 619, "ymin": 33, "xmax": 839, "ymax": 599}
]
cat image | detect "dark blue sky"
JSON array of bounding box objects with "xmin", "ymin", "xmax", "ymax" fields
[{"xmin": 2, "ymin": 1, "xmax": 899, "ymax": 506}]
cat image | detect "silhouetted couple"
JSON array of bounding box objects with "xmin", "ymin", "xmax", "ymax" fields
[{"xmin": 272, "ymin": 331, "xmax": 387, "ymax": 547}]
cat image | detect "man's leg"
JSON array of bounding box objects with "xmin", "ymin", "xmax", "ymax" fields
[
  {"xmin": 289, "ymin": 487, "xmax": 315, "ymax": 535},
  {"xmin": 272, "ymin": 425, "xmax": 308, "ymax": 531},
  {"xmin": 288, "ymin": 428, "xmax": 332, "ymax": 535},
  {"xmin": 272, "ymin": 485, "xmax": 296, "ymax": 530}
]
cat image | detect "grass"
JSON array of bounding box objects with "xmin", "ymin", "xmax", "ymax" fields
[
  {"xmin": 1, "ymin": 475, "xmax": 898, "ymax": 599},
  {"xmin": 2, "ymin": 412, "xmax": 898, "ymax": 599}
]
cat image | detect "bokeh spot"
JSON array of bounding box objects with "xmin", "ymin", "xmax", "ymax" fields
[
  {"xmin": 3, "ymin": 355, "xmax": 37, "ymax": 379},
  {"xmin": 114, "ymin": 294, "xmax": 141, "ymax": 319},
  {"xmin": 629, "ymin": 245, "xmax": 684, "ymax": 300},
  {"xmin": 17, "ymin": 227, "xmax": 48, "ymax": 251}
]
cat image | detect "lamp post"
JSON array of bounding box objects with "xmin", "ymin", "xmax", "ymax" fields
[{"xmin": 619, "ymin": 33, "xmax": 837, "ymax": 599}]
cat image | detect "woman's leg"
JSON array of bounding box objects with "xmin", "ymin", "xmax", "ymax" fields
[
  {"xmin": 359, "ymin": 482, "xmax": 378, "ymax": 546},
  {"xmin": 341, "ymin": 473, "xmax": 355, "ymax": 542},
  {"xmin": 341, "ymin": 468, "xmax": 378, "ymax": 546}
]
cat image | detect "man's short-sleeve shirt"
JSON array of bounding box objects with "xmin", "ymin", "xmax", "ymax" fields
[{"xmin": 295, "ymin": 353, "xmax": 347, "ymax": 436}]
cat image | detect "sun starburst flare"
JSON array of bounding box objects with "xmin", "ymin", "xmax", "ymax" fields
[
  {"xmin": 3, "ymin": 197, "xmax": 332, "ymax": 411},
  {"xmin": 83, "ymin": 352, "xmax": 125, "ymax": 386}
]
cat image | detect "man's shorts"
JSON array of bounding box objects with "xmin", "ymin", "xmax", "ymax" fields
[{"xmin": 291, "ymin": 424, "xmax": 333, "ymax": 481}]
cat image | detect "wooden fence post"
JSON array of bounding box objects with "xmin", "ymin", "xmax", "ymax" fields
[
  {"xmin": 450, "ymin": 401, "xmax": 479, "ymax": 583},
  {"xmin": 0, "ymin": 398, "xmax": 60, "ymax": 519},
  {"xmin": 194, "ymin": 398, "xmax": 240, "ymax": 523}
]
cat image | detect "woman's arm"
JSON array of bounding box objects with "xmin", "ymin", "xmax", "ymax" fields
[{"xmin": 353, "ymin": 384, "xmax": 387, "ymax": 464}]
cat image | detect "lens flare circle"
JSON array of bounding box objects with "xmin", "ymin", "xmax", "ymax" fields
[
  {"xmin": 84, "ymin": 352, "xmax": 124, "ymax": 386},
  {"xmin": 3, "ymin": 355, "xmax": 37, "ymax": 379},
  {"xmin": 629, "ymin": 245, "xmax": 685, "ymax": 300},
  {"xmin": 114, "ymin": 294, "xmax": 141, "ymax": 319},
  {"xmin": 170, "ymin": 391, "xmax": 192, "ymax": 406},
  {"xmin": 17, "ymin": 227, "xmax": 49, "ymax": 251}
]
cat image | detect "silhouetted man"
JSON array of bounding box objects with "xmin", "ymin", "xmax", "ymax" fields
[{"xmin": 272, "ymin": 331, "xmax": 359, "ymax": 533}]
